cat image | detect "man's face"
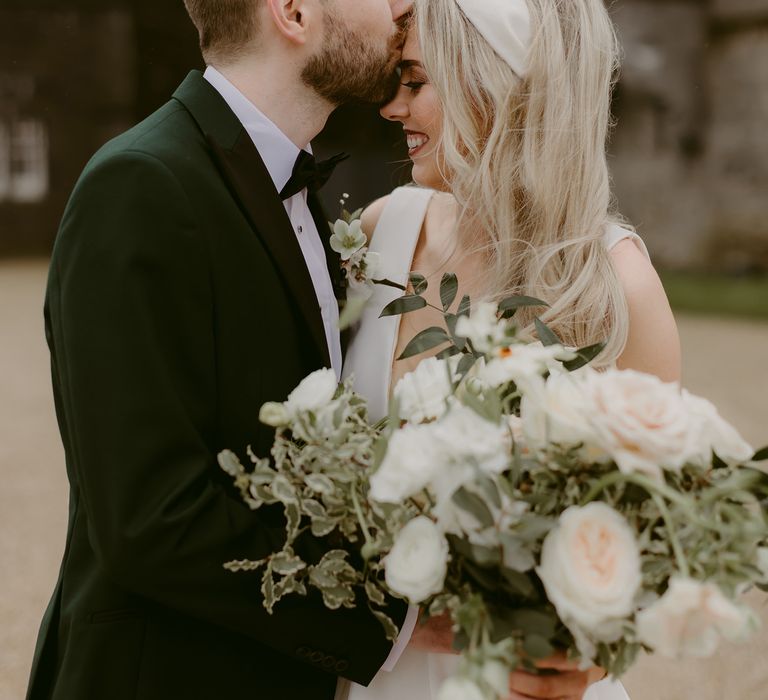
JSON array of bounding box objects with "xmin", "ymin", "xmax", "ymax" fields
[{"xmin": 301, "ymin": 0, "xmax": 407, "ymax": 106}]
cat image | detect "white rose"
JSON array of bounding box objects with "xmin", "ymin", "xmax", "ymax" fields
[
  {"xmin": 435, "ymin": 405, "xmax": 511, "ymax": 475},
  {"xmin": 537, "ymin": 503, "xmax": 641, "ymax": 640},
  {"xmin": 437, "ymin": 677, "xmax": 487, "ymax": 700},
  {"xmin": 454, "ymin": 302, "xmax": 507, "ymax": 353},
  {"xmin": 329, "ymin": 218, "xmax": 366, "ymax": 260},
  {"xmin": 394, "ymin": 356, "xmax": 456, "ymax": 423},
  {"xmin": 481, "ymin": 660, "xmax": 510, "ymax": 698},
  {"xmin": 521, "ymin": 368, "xmax": 606, "ymax": 461},
  {"xmin": 284, "ymin": 369, "xmax": 338, "ymax": 416},
  {"xmin": 370, "ymin": 423, "xmax": 446, "ymax": 502},
  {"xmin": 259, "ymin": 401, "xmax": 290, "ymax": 427},
  {"xmin": 384, "ymin": 516, "xmax": 449, "ymax": 604},
  {"xmin": 477, "ymin": 342, "xmax": 575, "ymax": 390},
  {"xmin": 582, "ymin": 369, "xmax": 695, "ymax": 480},
  {"xmin": 636, "ymin": 577, "xmax": 757, "ymax": 658},
  {"xmin": 682, "ymin": 390, "xmax": 754, "ymax": 466}
]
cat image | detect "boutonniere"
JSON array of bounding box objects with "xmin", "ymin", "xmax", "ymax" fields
[{"xmin": 329, "ymin": 194, "xmax": 384, "ymax": 329}]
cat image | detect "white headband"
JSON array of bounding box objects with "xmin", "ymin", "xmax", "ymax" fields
[{"xmin": 454, "ymin": 0, "xmax": 532, "ymax": 78}]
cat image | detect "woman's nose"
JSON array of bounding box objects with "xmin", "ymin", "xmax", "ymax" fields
[{"xmin": 380, "ymin": 87, "xmax": 410, "ymax": 122}]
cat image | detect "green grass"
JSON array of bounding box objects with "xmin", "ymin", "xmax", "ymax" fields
[{"xmin": 660, "ymin": 271, "xmax": 768, "ymax": 320}]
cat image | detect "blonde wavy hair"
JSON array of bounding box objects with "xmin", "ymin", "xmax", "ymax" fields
[{"xmin": 415, "ymin": 0, "xmax": 630, "ymax": 365}]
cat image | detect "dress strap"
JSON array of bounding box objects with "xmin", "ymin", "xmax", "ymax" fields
[
  {"xmin": 341, "ymin": 186, "xmax": 434, "ymax": 421},
  {"xmin": 603, "ymin": 223, "xmax": 650, "ymax": 260}
]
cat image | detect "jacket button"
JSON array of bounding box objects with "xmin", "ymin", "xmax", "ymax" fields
[
  {"xmin": 322, "ymin": 655, "xmax": 336, "ymax": 669},
  {"xmin": 335, "ymin": 660, "xmax": 349, "ymax": 673},
  {"xmin": 310, "ymin": 651, "xmax": 325, "ymax": 664},
  {"xmin": 296, "ymin": 646, "xmax": 311, "ymax": 658}
]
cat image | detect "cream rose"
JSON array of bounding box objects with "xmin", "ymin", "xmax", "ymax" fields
[
  {"xmin": 582, "ymin": 369, "xmax": 695, "ymax": 480},
  {"xmin": 682, "ymin": 390, "xmax": 754, "ymax": 466},
  {"xmin": 384, "ymin": 516, "xmax": 449, "ymax": 604},
  {"xmin": 284, "ymin": 369, "xmax": 338, "ymax": 416},
  {"xmin": 636, "ymin": 577, "xmax": 757, "ymax": 658},
  {"xmin": 537, "ymin": 503, "xmax": 641, "ymax": 640},
  {"xmin": 521, "ymin": 368, "xmax": 606, "ymax": 460},
  {"xmin": 394, "ymin": 356, "xmax": 456, "ymax": 423}
]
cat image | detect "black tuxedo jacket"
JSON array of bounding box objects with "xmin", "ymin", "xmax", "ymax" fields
[{"xmin": 27, "ymin": 70, "xmax": 406, "ymax": 700}]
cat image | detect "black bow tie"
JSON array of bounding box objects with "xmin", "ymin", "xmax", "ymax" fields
[{"xmin": 279, "ymin": 151, "xmax": 350, "ymax": 201}]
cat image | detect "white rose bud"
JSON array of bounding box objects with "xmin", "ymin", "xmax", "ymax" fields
[
  {"xmin": 537, "ymin": 503, "xmax": 641, "ymax": 641},
  {"xmin": 636, "ymin": 577, "xmax": 757, "ymax": 658},
  {"xmin": 284, "ymin": 368, "xmax": 338, "ymax": 416},
  {"xmin": 384, "ymin": 516, "xmax": 449, "ymax": 604},
  {"xmin": 437, "ymin": 677, "xmax": 487, "ymax": 700},
  {"xmin": 259, "ymin": 401, "xmax": 290, "ymax": 427},
  {"xmin": 394, "ymin": 356, "xmax": 456, "ymax": 423}
]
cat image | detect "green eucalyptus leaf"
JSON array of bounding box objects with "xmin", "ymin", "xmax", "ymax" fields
[
  {"xmin": 322, "ymin": 585, "xmax": 356, "ymax": 610},
  {"xmin": 500, "ymin": 566, "xmax": 537, "ymax": 598},
  {"xmin": 534, "ymin": 318, "xmax": 561, "ymax": 347},
  {"xmin": 365, "ymin": 580, "xmax": 387, "ymax": 607},
  {"xmin": 262, "ymin": 566, "xmax": 277, "ymax": 614},
  {"xmin": 452, "ymin": 487, "xmax": 495, "ymax": 529},
  {"xmin": 457, "ymin": 353, "xmax": 478, "ymax": 378},
  {"xmin": 397, "ymin": 327, "xmax": 451, "ymax": 360},
  {"xmin": 523, "ymin": 634, "xmax": 555, "ymax": 659},
  {"xmin": 457, "ymin": 294, "xmax": 472, "ymax": 317},
  {"xmin": 410, "ymin": 273, "xmax": 429, "ymax": 295},
  {"xmin": 440, "ymin": 273, "xmax": 459, "ymax": 311},
  {"xmin": 752, "ymin": 446, "xmax": 768, "ymax": 462},
  {"xmin": 498, "ymin": 295, "xmax": 549, "ymax": 318},
  {"xmin": 371, "ymin": 608, "xmax": 400, "ymax": 641},
  {"xmin": 310, "ymin": 516, "xmax": 338, "ymax": 537},
  {"xmin": 436, "ymin": 346, "xmax": 461, "ymax": 360},
  {"xmin": 380, "ymin": 295, "xmax": 428, "ymax": 318},
  {"xmin": 563, "ymin": 342, "xmax": 605, "ymax": 371},
  {"xmin": 272, "ymin": 551, "xmax": 307, "ymax": 576}
]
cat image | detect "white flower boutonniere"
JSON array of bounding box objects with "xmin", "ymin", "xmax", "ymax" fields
[{"xmin": 329, "ymin": 194, "xmax": 396, "ymax": 329}]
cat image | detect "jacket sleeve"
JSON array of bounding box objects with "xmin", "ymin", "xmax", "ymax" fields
[{"xmin": 48, "ymin": 149, "xmax": 407, "ymax": 685}]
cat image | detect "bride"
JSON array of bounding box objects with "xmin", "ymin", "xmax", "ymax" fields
[{"xmin": 340, "ymin": 0, "xmax": 681, "ymax": 699}]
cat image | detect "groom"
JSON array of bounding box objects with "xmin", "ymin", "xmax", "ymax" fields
[{"xmin": 26, "ymin": 1, "xmax": 417, "ymax": 698}]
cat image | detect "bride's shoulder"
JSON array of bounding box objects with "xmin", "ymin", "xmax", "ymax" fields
[{"xmin": 608, "ymin": 230, "xmax": 681, "ymax": 382}]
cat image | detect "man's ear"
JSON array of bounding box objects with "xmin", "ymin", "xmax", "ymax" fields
[{"xmin": 265, "ymin": 0, "xmax": 311, "ymax": 45}]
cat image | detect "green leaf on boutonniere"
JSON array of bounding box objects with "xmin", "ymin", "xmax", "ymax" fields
[
  {"xmin": 380, "ymin": 294, "xmax": 428, "ymax": 318},
  {"xmin": 409, "ymin": 273, "xmax": 428, "ymax": 295},
  {"xmin": 498, "ymin": 295, "xmax": 549, "ymax": 319},
  {"xmin": 563, "ymin": 342, "xmax": 605, "ymax": 371},
  {"xmin": 440, "ymin": 272, "xmax": 459, "ymax": 311},
  {"xmin": 534, "ymin": 317, "xmax": 561, "ymax": 347},
  {"xmin": 397, "ymin": 327, "xmax": 451, "ymax": 360}
]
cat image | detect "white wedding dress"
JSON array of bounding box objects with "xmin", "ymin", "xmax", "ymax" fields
[{"xmin": 339, "ymin": 186, "xmax": 640, "ymax": 700}]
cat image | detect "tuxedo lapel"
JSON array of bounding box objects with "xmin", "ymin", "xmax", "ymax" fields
[{"xmin": 173, "ymin": 72, "xmax": 330, "ymax": 368}]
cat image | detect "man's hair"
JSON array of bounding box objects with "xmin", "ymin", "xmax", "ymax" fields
[{"xmin": 183, "ymin": 0, "xmax": 260, "ymax": 62}]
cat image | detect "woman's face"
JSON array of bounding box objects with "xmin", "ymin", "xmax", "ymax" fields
[{"xmin": 380, "ymin": 30, "xmax": 446, "ymax": 190}]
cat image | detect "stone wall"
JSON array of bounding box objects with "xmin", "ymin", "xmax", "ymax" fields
[{"xmin": 610, "ymin": 0, "xmax": 768, "ymax": 270}]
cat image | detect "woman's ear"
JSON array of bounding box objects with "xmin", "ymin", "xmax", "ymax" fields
[{"xmin": 264, "ymin": 0, "xmax": 311, "ymax": 45}]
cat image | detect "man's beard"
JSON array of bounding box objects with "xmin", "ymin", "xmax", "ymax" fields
[{"xmin": 302, "ymin": 11, "xmax": 403, "ymax": 106}]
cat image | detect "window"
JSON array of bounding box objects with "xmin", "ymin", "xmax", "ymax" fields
[{"xmin": 0, "ymin": 119, "xmax": 49, "ymax": 204}]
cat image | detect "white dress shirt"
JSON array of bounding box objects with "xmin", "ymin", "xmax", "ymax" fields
[
  {"xmin": 203, "ymin": 66, "xmax": 417, "ymax": 679},
  {"xmin": 204, "ymin": 66, "xmax": 342, "ymax": 379}
]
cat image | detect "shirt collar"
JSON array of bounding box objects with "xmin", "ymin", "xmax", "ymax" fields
[{"xmin": 203, "ymin": 66, "xmax": 310, "ymax": 193}]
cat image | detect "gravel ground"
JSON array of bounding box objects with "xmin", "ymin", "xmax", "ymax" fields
[{"xmin": 1, "ymin": 259, "xmax": 766, "ymax": 700}]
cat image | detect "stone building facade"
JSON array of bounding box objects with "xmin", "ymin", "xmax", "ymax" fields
[{"xmin": 1, "ymin": 0, "xmax": 766, "ymax": 269}]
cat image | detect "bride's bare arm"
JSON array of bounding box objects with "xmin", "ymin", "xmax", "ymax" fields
[{"xmin": 612, "ymin": 239, "xmax": 682, "ymax": 383}]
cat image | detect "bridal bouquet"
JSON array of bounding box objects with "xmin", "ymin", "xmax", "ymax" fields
[{"xmin": 221, "ymin": 275, "xmax": 768, "ymax": 700}]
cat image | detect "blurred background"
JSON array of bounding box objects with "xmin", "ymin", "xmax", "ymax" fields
[{"xmin": 0, "ymin": 0, "xmax": 766, "ymax": 698}]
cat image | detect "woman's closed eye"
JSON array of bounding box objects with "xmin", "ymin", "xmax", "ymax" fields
[{"xmin": 402, "ymin": 81, "xmax": 426, "ymax": 93}]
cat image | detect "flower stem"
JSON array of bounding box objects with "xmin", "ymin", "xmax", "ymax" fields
[
  {"xmin": 651, "ymin": 492, "xmax": 690, "ymax": 577},
  {"xmin": 351, "ymin": 483, "xmax": 373, "ymax": 547}
]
